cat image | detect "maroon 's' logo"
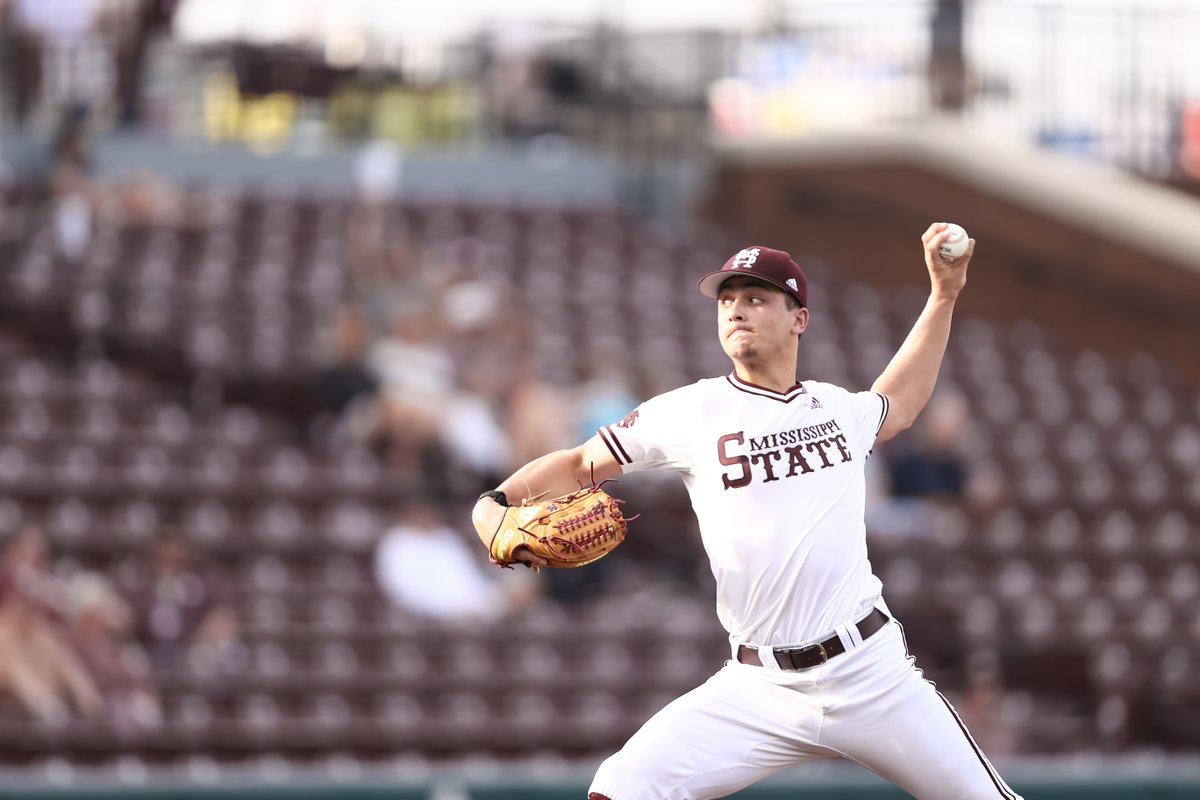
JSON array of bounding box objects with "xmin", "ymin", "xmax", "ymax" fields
[{"xmin": 616, "ymin": 410, "xmax": 640, "ymax": 429}]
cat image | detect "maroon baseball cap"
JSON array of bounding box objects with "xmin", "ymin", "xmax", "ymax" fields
[{"xmin": 697, "ymin": 246, "xmax": 808, "ymax": 308}]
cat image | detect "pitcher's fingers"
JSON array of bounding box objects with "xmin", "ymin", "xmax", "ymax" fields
[{"xmin": 921, "ymin": 222, "xmax": 948, "ymax": 245}]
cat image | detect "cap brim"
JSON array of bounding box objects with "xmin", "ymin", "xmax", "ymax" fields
[
  {"xmin": 697, "ymin": 271, "xmax": 795, "ymax": 300},
  {"xmin": 696, "ymin": 271, "xmax": 728, "ymax": 298}
]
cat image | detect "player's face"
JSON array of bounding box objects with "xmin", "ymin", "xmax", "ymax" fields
[{"xmin": 716, "ymin": 278, "xmax": 807, "ymax": 364}]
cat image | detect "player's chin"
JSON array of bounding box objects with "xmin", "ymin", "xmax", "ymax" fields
[{"xmin": 723, "ymin": 341, "xmax": 758, "ymax": 360}]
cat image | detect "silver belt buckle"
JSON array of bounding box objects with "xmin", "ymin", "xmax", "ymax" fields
[{"xmin": 802, "ymin": 642, "xmax": 829, "ymax": 666}]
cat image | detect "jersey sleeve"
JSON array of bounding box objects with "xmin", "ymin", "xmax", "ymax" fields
[
  {"xmin": 597, "ymin": 386, "xmax": 697, "ymax": 475},
  {"xmin": 815, "ymin": 381, "xmax": 889, "ymax": 457}
]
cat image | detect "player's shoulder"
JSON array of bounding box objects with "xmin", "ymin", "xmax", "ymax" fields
[
  {"xmin": 642, "ymin": 377, "xmax": 715, "ymax": 409},
  {"xmin": 802, "ymin": 379, "xmax": 854, "ymax": 398},
  {"xmin": 803, "ymin": 379, "xmax": 883, "ymax": 408},
  {"xmin": 630, "ymin": 377, "xmax": 732, "ymax": 423},
  {"xmin": 805, "ymin": 381, "xmax": 889, "ymax": 426}
]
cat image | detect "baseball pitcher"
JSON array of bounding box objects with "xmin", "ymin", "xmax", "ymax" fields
[{"xmin": 472, "ymin": 224, "xmax": 1023, "ymax": 799}]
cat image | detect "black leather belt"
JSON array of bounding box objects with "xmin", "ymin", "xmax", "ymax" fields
[{"xmin": 736, "ymin": 608, "xmax": 889, "ymax": 671}]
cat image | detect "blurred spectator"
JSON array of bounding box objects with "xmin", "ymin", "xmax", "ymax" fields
[
  {"xmin": 573, "ymin": 354, "xmax": 640, "ymax": 444},
  {"xmin": 440, "ymin": 352, "xmax": 513, "ymax": 491},
  {"xmin": 0, "ymin": 146, "xmax": 14, "ymax": 246},
  {"xmin": 0, "ymin": 527, "xmax": 103, "ymax": 723},
  {"xmin": 9, "ymin": 0, "xmax": 110, "ymax": 124},
  {"xmin": 0, "ymin": 140, "xmax": 12, "ymax": 191},
  {"xmin": 889, "ymin": 389, "xmax": 968, "ymax": 500},
  {"xmin": 40, "ymin": 103, "xmax": 95, "ymax": 260},
  {"xmin": 347, "ymin": 238, "xmax": 531, "ymax": 493},
  {"xmin": 438, "ymin": 269, "xmax": 510, "ymax": 361},
  {"xmin": 869, "ymin": 389, "xmax": 969, "ymax": 539},
  {"xmin": 346, "ymin": 209, "xmax": 420, "ymax": 336},
  {"xmin": 374, "ymin": 502, "xmax": 536, "ymax": 621},
  {"xmin": 437, "ymin": 269, "xmax": 531, "ymax": 486},
  {"xmin": 505, "ymin": 355, "xmax": 576, "ymax": 468},
  {"xmin": 114, "ymin": 169, "xmax": 187, "ymax": 226},
  {"xmin": 366, "ymin": 305, "xmax": 455, "ymax": 469},
  {"xmin": 346, "ymin": 146, "xmax": 419, "ymax": 336},
  {"xmin": 114, "ymin": 0, "xmax": 180, "ymax": 127},
  {"xmin": 1181, "ymin": 101, "xmax": 1200, "ymax": 181},
  {"xmin": 121, "ymin": 530, "xmax": 239, "ymax": 673},
  {"xmin": 368, "ymin": 305, "xmax": 455, "ymax": 403},
  {"xmin": 485, "ymin": 53, "xmax": 555, "ymax": 140},
  {"xmin": 67, "ymin": 572, "xmax": 161, "ymax": 732},
  {"xmin": 311, "ymin": 304, "xmax": 383, "ymax": 447},
  {"xmin": 928, "ymin": 0, "xmax": 969, "ymax": 113}
]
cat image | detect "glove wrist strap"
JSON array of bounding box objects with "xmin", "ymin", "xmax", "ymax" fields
[{"xmin": 478, "ymin": 489, "xmax": 510, "ymax": 507}]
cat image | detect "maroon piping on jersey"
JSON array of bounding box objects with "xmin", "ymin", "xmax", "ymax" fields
[
  {"xmin": 874, "ymin": 393, "xmax": 890, "ymax": 434},
  {"xmin": 598, "ymin": 425, "xmax": 632, "ymax": 465},
  {"xmin": 724, "ymin": 373, "xmax": 807, "ymax": 403}
]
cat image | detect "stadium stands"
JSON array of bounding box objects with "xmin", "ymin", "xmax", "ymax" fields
[{"xmin": 1, "ymin": 176, "xmax": 1198, "ymax": 777}]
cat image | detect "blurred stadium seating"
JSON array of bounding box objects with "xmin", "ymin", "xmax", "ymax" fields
[
  {"xmin": 2, "ymin": 176, "xmax": 1199, "ymax": 773},
  {"xmin": 1, "ymin": 1, "xmax": 1200, "ymax": 798}
]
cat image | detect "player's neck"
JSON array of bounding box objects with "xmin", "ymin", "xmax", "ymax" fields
[{"xmin": 731, "ymin": 362, "xmax": 799, "ymax": 394}]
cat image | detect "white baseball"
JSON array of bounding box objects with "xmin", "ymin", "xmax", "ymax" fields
[{"xmin": 938, "ymin": 223, "xmax": 969, "ymax": 260}]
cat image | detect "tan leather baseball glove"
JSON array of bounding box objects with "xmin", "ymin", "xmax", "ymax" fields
[{"xmin": 489, "ymin": 484, "xmax": 633, "ymax": 569}]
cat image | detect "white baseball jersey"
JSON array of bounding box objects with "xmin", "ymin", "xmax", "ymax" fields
[
  {"xmin": 590, "ymin": 372, "xmax": 1025, "ymax": 799},
  {"xmin": 598, "ymin": 372, "xmax": 889, "ymax": 647}
]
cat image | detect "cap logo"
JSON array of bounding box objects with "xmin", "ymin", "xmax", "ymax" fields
[
  {"xmin": 730, "ymin": 247, "xmax": 761, "ymax": 270},
  {"xmin": 786, "ymin": 278, "xmax": 798, "ymax": 291}
]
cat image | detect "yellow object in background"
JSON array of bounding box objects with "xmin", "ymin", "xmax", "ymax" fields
[{"xmin": 202, "ymin": 71, "xmax": 297, "ymax": 154}]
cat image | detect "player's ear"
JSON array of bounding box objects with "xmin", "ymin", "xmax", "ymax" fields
[{"xmin": 792, "ymin": 307, "xmax": 809, "ymax": 336}]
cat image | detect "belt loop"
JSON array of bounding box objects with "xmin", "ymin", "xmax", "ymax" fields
[
  {"xmin": 733, "ymin": 638, "xmax": 781, "ymax": 671},
  {"xmin": 758, "ymin": 643, "xmax": 783, "ymax": 672},
  {"xmin": 834, "ymin": 620, "xmax": 860, "ymax": 652},
  {"xmin": 875, "ymin": 598, "xmax": 892, "ymax": 621}
]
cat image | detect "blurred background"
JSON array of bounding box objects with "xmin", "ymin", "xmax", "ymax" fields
[{"xmin": 0, "ymin": 0, "xmax": 1199, "ymax": 798}]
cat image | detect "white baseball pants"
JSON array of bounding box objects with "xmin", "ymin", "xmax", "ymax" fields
[{"xmin": 589, "ymin": 619, "xmax": 1022, "ymax": 800}]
